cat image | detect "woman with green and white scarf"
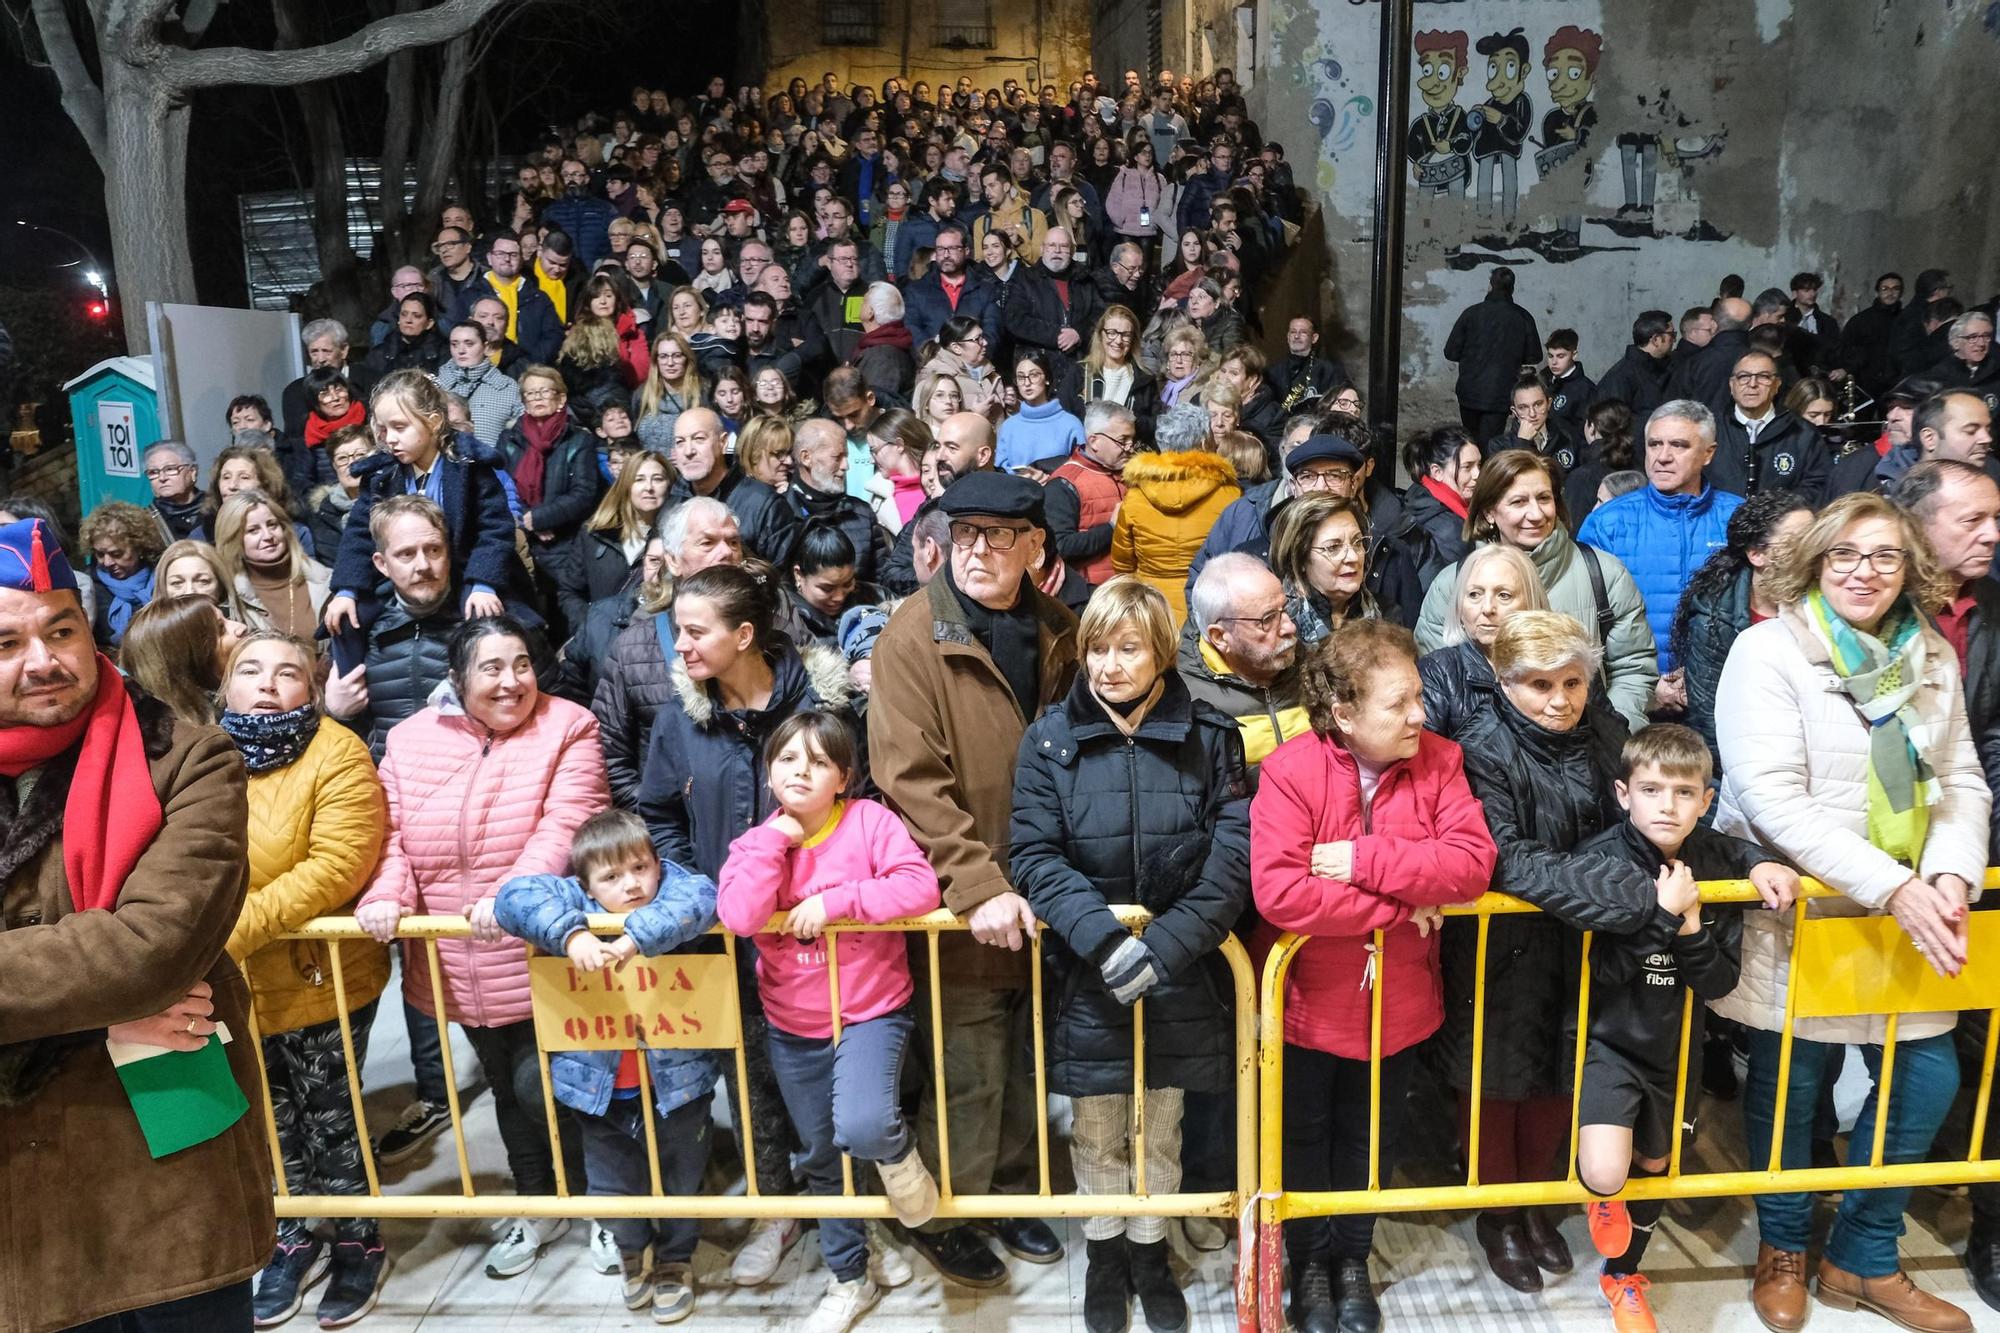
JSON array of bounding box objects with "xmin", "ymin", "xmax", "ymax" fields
[{"xmin": 1713, "ymin": 491, "xmax": 1989, "ymax": 1333}]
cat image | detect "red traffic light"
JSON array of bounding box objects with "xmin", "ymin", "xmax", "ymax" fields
[{"xmin": 86, "ymin": 299, "xmax": 108, "ymax": 320}]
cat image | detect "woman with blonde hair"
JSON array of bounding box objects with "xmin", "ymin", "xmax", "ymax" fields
[
  {"xmin": 557, "ymin": 276, "xmax": 643, "ymax": 401},
  {"xmin": 1010, "ymin": 575, "xmax": 1250, "ymax": 1333},
  {"xmin": 863, "ymin": 408, "xmax": 930, "ymax": 532},
  {"xmin": 1267, "ymin": 493, "xmax": 1395, "ymax": 644},
  {"xmin": 634, "ymin": 329, "xmax": 704, "ymax": 453},
  {"xmin": 1200, "ymin": 380, "xmax": 1242, "ymax": 437},
  {"xmin": 667, "ymin": 285, "xmax": 708, "ymax": 341},
  {"xmin": 205, "ymin": 443, "xmax": 312, "ymax": 549},
  {"xmin": 554, "ymin": 448, "xmax": 672, "ymax": 629},
  {"xmin": 912, "ymin": 368, "xmax": 967, "ymax": 434},
  {"xmin": 1419, "ymin": 543, "xmax": 1550, "ymax": 739},
  {"xmin": 154, "ymin": 538, "xmax": 231, "ymax": 605},
  {"xmin": 1059, "ymin": 303, "xmax": 1156, "ymax": 434},
  {"xmin": 736, "ymin": 416, "xmax": 796, "ymax": 493},
  {"xmin": 119, "ymin": 593, "xmax": 250, "ymax": 725},
  {"xmin": 214, "ymin": 490, "xmax": 334, "ymax": 640}
]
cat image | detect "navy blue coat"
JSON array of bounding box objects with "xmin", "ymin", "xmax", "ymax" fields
[
  {"xmin": 1009, "ymin": 671, "xmax": 1251, "ymax": 1096},
  {"xmin": 902, "ymin": 267, "xmax": 1004, "ymax": 350}
]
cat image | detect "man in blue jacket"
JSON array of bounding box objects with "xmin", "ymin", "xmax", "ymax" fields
[
  {"xmin": 1577, "ymin": 399, "xmax": 1742, "ymax": 707},
  {"xmin": 542, "ymin": 159, "xmax": 616, "ymax": 269}
]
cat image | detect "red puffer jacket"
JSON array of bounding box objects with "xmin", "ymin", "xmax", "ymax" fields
[{"xmin": 1250, "ymin": 729, "xmax": 1496, "ymax": 1060}]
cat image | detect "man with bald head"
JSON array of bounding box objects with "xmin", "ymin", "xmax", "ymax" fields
[
  {"xmin": 667, "ymin": 407, "xmax": 799, "ymax": 563},
  {"xmin": 1669, "ymin": 294, "xmax": 1753, "ymax": 406},
  {"xmin": 787, "ymin": 418, "xmax": 888, "ymax": 584},
  {"xmin": 1706, "ymin": 350, "xmax": 1828, "ymax": 497},
  {"xmin": 1003, "ymin": 226, "xmax": 1104, "ymax": 369},
  {"xmin": 881, "ymin": 412, "xmax": 996, "ymax": 593}
]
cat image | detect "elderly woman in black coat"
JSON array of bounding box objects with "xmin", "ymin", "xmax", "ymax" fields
[
  {"xmin": 1438, "ymin": 610, "xmax": 1656, "ymax": 1296},
  {"xmin": 1009, "ymin": 575, "xmax": 1250, "ymax": 1333}
]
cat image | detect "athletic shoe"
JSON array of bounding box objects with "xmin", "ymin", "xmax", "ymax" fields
[
  {"xmin": 867, "ymin": 1223, "xmax": 915, "ymax": 1288},
  {"xmin": 589, "ymin": 1223, "xmax": 621, "ymax": 1275},
  {"xmin": 876, "ymin": 1149, "xmax": 940, "ymax": 1228},
  {"xmin": 1587, "ymin": 1199, "xmax": 1632, "ymax": 1259},
  {"xmin": 802, "ymin": 1274, "xmax": 881, "ymax": 1333},
  {"xmin": 729, "ymin": 1218, "xmax": 802, "ymax": 1286},
  {"xmin": 619, "ymin": 1249, "xmax": 653, "ymax": 1311},
  {"xmin": 374, "ymin": 1100, "xmax": 449, "ymax": 1164},
  {"xmin": 1599, "ymin": 1271, "xmax": 1657, "ymax": 1332},
  {"xmin": 316, "ymin": 1242, "xmax": 389, "ymax": 1329},
  {"xmin": 652, "ymin": 1262, "xmax": 695, "ymax": 1324},
  {"xmin": 484, "ymin": 1217, "xmax": 570, "ymax": 1278},
  {"xmin": 254, "ymin": 1235, "xmax": 330, "ymax": 1328}
]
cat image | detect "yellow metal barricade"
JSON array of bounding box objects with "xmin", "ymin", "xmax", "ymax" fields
[
  {"xmin": 1254, "ymin": 872, "xmax": 2000, "ymax": 1333},
  {"xmin": 252, "ymin": 907, "xmax": 1264, "ymax": 1330}
]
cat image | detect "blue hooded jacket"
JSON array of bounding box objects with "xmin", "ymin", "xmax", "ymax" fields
[
  {"xmin": 1577, "ymin": 483, "xmax": 1742, "ymax": 672},
  {"xmin": 495, "ymin": 867, "xmax": 721, "ymax": 1119}
]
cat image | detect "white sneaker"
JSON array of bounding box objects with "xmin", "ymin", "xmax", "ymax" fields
[
  {"xmin": 875, "ymin": 1150, "xmax": 940, "ymax": 1228},
  {"xmin": 866, "ymin": 1223, "xmax": 914, "ymax": 1289},
  {"xmin": 803, "ymin": 1274, "xmax": 881, "ymax": 1333},
  {"xmin": 484, "ymin": 1216, "xmax": 570, "ymax": 1278},
  {"xmin": 730, "ymin": 1217, "xmax": 802, "ymax": 1286},
  {"xmin": 1182, "ymin": 1215, "xmax": 1231, "ymax": 1252},
  {"xmin": 589, "ymin": 1222, "xmax": 621, "ymax": 1274}
]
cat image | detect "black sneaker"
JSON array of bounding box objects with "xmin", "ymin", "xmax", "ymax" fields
[
  {"xmin": 904, "ymin": 1226, "xmax": 1007, "ymax": 1288},
  {"xmin": 254, "ymin": 1235, "xmax": 331, "ymax": 1328},
  {"xmin": 374, "ymin": 1100, "xmax": 449, "ymax": 1164},
  {"xmin": 316, "ymin": 1242, "xmax": 388, "ymax": 1328}
]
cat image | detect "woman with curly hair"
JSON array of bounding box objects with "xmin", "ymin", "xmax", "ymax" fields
[{"xmin": 81, "ymin": 500, "xmax": 167, "ymax": 647}]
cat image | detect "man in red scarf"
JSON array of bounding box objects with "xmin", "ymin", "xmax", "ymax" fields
[{"xmin": 0, "ymin": 518, "xmax": 273, "ymax": 1330}]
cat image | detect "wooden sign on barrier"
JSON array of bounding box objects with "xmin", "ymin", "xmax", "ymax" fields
[
  {"xmin": 1792, "ymin": 913, "xmax": 2000, "ymax": 1018},
  {"xmin": 528, "ymin": 954, "xmax": 741, "ymax": 1051}
]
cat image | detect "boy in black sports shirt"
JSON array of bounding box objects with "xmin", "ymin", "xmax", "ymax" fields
[{"xmin": 1573, "ymin": 724, "xmax": 1800, "ymax": 1330}]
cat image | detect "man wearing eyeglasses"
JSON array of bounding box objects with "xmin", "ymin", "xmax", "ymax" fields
[
  {"xmin": 903, "ymin": 223, "xmax": 1001, "ymax": 350},
  {"xmin": 1709, "ymin": 350, "xmax": 1829, "ymax": 498},
  {"xmin": 869, "ymin": 471, "xmax": 1078, "ymax": 1288},
  {"xmin": 426, "ymin": 225, "xmax": 486, "ymax": 327},
  {"xmin": 541, "ymin": 157, "xmax": 616, "ymax": 267},
  {"xmin": 1090, "ymin": 242, "xmax": 1157, "ymax": 330},
  {"xmin": 479, "ymin": 231, "xmax": 563, "ymax": 363},
  {"xmin": 1929, "ymin": 313, "xmax": 2000, "ymax": 419}
]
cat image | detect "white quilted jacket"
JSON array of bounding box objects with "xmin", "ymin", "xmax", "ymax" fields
[{"xmin": 1711, "ymin": 605, "xmax": 1990, "ymax": 1045}]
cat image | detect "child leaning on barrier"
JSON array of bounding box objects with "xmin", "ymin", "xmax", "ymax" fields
[
  {"xmin": 494, "ymin": 810, "xmax": 721, "ymax": 1325},
  {"xmin": 716, "ymin": 709, "xmax": 943, "ymax": 1333},
  {"xmin": 1571, "ymin": 724, "xmax": 1798, "ymax": 1327}
]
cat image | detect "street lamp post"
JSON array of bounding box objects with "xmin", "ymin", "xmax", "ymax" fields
[{"xmin": 13, "ymin": 219, "xmax": 111, "ymax": 296}]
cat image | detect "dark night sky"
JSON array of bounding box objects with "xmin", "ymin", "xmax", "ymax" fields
[{"xmin": 1, "ymin": 2, "xmax": 741, "ymax": 308}]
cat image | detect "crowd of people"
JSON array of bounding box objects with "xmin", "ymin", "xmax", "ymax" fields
[{"xmin": 15, "ymin": 63, "xmax": 2000, "ymax": 1333}]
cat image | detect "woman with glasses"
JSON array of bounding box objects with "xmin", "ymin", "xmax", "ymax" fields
[
  {"xmin": 1155, "ymin": 324, "xmax": 1213, "ymax": 411},
  {"xmin": 633, "ymin": 330, "xmax": 705, "ymax": 454},
  {"xmin": 1711, "ymin": 491, "xmax": 1986, "ymax": 1333},
  {"xmin": 1059, "ymin": 304, "xmax": 1157, "ymax": 436},
  {"xmin": 997, "ymin": 349, "xmax": 1086, "ymax": 472},
  {"xmin": 929, "ymin": 314, "xmax": 1007, "ymax": 420},
  {"xmin": 1415, "ymin": 450, "xmax": 1658, "ymax": 732},
  {"xmin": 1268, "ymin": 494, "xmax": 1401, "ymax": 646}
]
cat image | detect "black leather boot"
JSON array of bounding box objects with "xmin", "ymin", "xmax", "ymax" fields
[{"xmin": 1334, "ymin": 1257, "xmax": 1380, "ymax": 1333}]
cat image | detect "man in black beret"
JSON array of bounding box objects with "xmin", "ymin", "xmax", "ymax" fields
[{"xmin": 866, "ymin": 470, "xmax": 1079, "ymax": 1287}]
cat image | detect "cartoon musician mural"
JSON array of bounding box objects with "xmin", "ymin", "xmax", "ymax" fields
[
  {"xmin": 1537, "ymin": 24, "xmax": 1601, "ymax": 253},
  {"xmin": 1471, "ymin": 28, "xmax": 1533, "ymax": 225},
  {"xmin": 1406, "ymin": 30, "xmax": 1474, "ymax": 197}
]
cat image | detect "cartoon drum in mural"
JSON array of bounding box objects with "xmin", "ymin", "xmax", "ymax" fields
[{"xmin": 1407, "ymin": 30, "xmax": 1473, "ymax": 196}]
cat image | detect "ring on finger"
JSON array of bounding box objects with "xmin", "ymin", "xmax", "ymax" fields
[{"xmin": 184, "ymin": 1016, "xmax": 200, "ymax": 1034}]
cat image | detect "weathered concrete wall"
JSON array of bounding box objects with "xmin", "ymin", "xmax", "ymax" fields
[
  {"xmin": 1230, "ymin": 0, "xmax": 2000, "ymax": 419},
  {"xmin": 766, "ymin": 0, "xmax": 1092, "ymax": 97}
]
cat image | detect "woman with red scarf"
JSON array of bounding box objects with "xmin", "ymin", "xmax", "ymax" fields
[
  {"xmin": 1396, "ymin": 424, "xmax": 1482, "ymax": 588},
  {"xmin": 497, "ymin": 366, "xmax": 606, "ymax": 637},
  {"xmin": 303, "ymin": 367, "xmax": 369, "ymax": 487}
]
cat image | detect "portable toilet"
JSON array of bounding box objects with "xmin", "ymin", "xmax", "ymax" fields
[{"xmin": 64, "ymin": 356, "xmax": 161, "ymax": 518}]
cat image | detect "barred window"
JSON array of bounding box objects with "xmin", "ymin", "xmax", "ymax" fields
[
  {"xmin": 934, "ymin": 0, "xmax": 993, "ymax": 48},
  {"xmin": 822, "ymin": 0, "xmax": 882, "ymax": 45}
]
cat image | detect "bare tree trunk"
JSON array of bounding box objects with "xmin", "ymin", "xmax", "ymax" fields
[
  {"xmin": 410, "ymin": 32, "xmax": 471, "ymax": 237},
  {"xmin": 377, "ymin": 0, "xmax": 424, "ymax": 268},
  {"xmin": 102, "ymin": 64, "xmax": 195, "ymax": 350}
]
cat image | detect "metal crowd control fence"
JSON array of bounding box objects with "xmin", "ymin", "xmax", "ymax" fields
[
  {"xmin": 245, "ymin": 907, "xmax": 1263, "ymax": 1331},
  {"xmin": 1254, "ymin": 872, "xmax": 2000, "ymax": 1333}
]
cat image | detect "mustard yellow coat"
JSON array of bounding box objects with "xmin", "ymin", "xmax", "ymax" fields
[
  {"xmin": 1111, "ymin": 449, "xmax": 1242, "ymax": 627},
  {"xmin": 229, "ymin": 722, "xmax": 390, "ymax": 1035}
]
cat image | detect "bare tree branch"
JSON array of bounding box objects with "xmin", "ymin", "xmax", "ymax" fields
[
  {"xmin": 169, "ymin": 0, "xmax": 511, "ymax": 91},
  {"xmin": 29, "ymin": 0, "xmax": 107, "ymax": 165}
]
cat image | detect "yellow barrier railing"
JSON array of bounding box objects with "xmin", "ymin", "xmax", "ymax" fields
[
  {"xmin": 248, "ymin": 906, "xmax": 1262, "ymax": 1331},
  {"xmin": 1254, "ymin": 872, "xmax": 2000, "ymax": 1332}
]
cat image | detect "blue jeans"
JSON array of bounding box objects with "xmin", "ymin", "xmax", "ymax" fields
[
  {"xmin": 577, "ymin": 1090, "xmax": 712, "ymax": 1264},
  {"xmin": 767, "ymin": 1007, "xmax": 918, "ymax": 1282},
  {"xmin": 1742, "ymin": 1027, "xmax": 1959, "ymax": 1277}
]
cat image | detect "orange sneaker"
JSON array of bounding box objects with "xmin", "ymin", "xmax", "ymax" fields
[
  {"xmin": 1600, "ymin": 1271, "xmax": 1657, "ymax": 1332},
  {"xmin": 1588, "ymin": 1199, "xmax": 1632, "ymax": 1258}
]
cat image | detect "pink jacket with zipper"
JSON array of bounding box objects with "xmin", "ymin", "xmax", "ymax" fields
[
  {"xmin": 360, "ymin": 685, "xmax": 610, "ymax": 1028},
  {"xmin": 716, "ymin": 798, "xmax": 942, "ymax": 1039}
]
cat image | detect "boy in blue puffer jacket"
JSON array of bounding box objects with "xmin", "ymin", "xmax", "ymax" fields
[{"xmin": 495, "ymin": 810, "xmax": 720, "ymax": 1324}]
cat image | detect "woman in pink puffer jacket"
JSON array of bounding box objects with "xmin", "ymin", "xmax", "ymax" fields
[{"xmin": 356, "ymin": 615, "xmax": 610, "ymax": 1272}]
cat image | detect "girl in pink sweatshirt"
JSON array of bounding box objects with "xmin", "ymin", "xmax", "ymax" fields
[{"xmin": 715, "ymin": 711, "xmax": 942, "ymax": 1330}]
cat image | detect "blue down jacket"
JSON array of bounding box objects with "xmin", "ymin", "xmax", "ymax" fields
[{"xmin": 1576, "ymin": 484, "xmax": 1741, "ymax": 672}]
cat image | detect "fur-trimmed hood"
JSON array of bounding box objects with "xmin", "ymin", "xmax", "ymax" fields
[
  {"xmin": 1120, "ymin": 449, "xmax": 1239, "ymax": 513},
  {"xmin": 669, "ymin": 638, "xmax": 853, "ymax": 728}
]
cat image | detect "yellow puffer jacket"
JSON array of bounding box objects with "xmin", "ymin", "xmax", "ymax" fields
[
  {"xmin": 1112, "ymin": 449, "xmax": 1243, "ymax": 628},
  {"xmin": 229, "ymin": 722, "xmax": 390, "ymax": 1036}
]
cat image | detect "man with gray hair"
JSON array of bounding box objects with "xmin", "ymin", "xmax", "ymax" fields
[
  {"xmin": 1931, "ymin": 311, "xmax": 2000, "ymax": 417},
  {"xmin": 852, "ymin": 280, "xmax": 915, "ymax": 399},
  {"xmin": 1181, "ymin": 551, "xmax": 1307, "ymax": 779},
  {"xmin": 143, "ymin": 440, "xmax": 204, "ymax": 540},
  {"xmin": 787, "ymin": 417, "xmax": 887, "ymax": 584},
  {"xmin": 1043, "ymin": 400, "xmax": 1136, "ymax": 584},
  {"xmin": 1578, "ymin": 399, "xmax": 1740, "ymax": 691},
  {"xmin": 1003, "ymin": 226, "xmax": 1103, "ymax": 367}
]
